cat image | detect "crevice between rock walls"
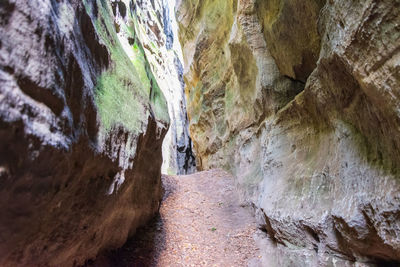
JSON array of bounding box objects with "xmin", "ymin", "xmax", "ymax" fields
[{"xmin": 118, "ymin": 0, "xmax": 196, "ymax": 175}]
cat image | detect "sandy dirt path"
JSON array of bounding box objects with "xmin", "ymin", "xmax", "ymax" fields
[{"xmin": 89, "ymin": 169, "xmax": 263, "ymax": 267}]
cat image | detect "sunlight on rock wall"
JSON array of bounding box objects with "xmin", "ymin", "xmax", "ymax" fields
[
  {"xmin": 177, "ymin": 0, "xmax": 400, "ymax": 265},
  {"xmin": 118, "ymin": 0, "xmax": 195, "ymax": 175}
]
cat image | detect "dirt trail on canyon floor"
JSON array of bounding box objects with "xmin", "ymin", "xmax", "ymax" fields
[{"xmin": 89, "ymin": 169, "xmax": 265, "ymax": 267}]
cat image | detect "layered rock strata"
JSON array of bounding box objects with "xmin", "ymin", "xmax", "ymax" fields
[
  {"xmin": 177, "ymin": 0, "xmax": 400, "ymax": 265},
  {"xmin": 0, "ymin": 0, "xmax": 169, "ymax": 266}
]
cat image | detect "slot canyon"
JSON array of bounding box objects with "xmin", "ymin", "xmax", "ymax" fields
[{"xmin": 0, "ymin": 0, "xmax": 399, "ymax": 266}]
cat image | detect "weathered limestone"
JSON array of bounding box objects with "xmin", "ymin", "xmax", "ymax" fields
[
  {"xmin": 0, "ymin": 0, "xmax": 169, "ymax": 266},
  {"xmin": 177, "ymin": 0, "xmax": 400, "ymax": 265}
]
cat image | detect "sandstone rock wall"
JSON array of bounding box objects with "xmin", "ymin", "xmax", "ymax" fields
[
  {"xmin": 177, "ymin": 0, "xmax": 400, "ymax": 265},
  {"xmin": 0, "ymin": 0, "xmax": 169, "ymax": 266},
  {"xmin": 120, "ymin": 0, "xmax": 195, "ymax": 175}
]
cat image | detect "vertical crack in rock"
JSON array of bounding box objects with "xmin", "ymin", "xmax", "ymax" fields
[{"xmin": 125, "ymin": 0, "xmax": 196, "ymax": 175}]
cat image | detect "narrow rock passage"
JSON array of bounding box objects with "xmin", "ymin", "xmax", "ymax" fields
[{"xmin": 90, "ymin": 169, "xmax": 263, "ymax": 266}]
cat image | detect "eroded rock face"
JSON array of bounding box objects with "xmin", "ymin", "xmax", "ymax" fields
[
  {"xmin": 177, "ymin": 0, "xmax": 400, "ymax": 265},
  {"xmin": 120, "ymin": 0, "xmax": 195, "ymax": 175},
  {"xmin": 0, "ymin": 0, "xmax": 169, "ymax": 266}
]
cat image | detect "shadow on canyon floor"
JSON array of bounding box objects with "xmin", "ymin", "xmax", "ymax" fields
[
  {"xmin": 85, "ymin": 171, "xmax": 262, "ymax": 267},
  {"xmin": 84, "ymin": 175, "xmax": 176, "ymax": 267},
  {"xmin": 86, "ymin": 214, "xmax": 167, "ymax": 267}
]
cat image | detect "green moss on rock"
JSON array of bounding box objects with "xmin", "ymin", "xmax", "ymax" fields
[{"xmin": 83, "ymin": 0, "xmax": 169, "ymax": 134}]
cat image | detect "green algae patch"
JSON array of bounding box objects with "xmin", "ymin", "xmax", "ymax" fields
[
  {"xmin": 149, "ymin": 74, "xmax": 169, "ymax": 124},
  {"xmin": 128, "ymin": 29, "xmax": 169, "ymax": 124},
  {"xmin": 82, "ymin": 0, "xmax": 169, "ymax": 134},
  {"xmin": 95, "ymin": 72, "xmax": 145, "ymax": 133},
  {"xmin": 127, "ymin": 9, "xmax": 169, "ymax": 125},
  {"xmin": 82, "ymin": 0, "xmax": 147, "ymax": 133}
]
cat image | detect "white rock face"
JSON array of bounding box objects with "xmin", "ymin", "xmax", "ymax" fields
[{"xmin": 124, "ymin": 0, "xmax": 195, "ymax": 174}]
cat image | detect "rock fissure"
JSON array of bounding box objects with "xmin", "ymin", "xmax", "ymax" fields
[{"xmin": 1, "ymin": 0, "xmax": 400, "ymax": 266}]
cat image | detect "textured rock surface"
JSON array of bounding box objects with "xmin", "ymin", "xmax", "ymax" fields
[
  {"xmin": 0, "ymin": 0, "xmax": 169, "ymax": 266},
  {"xmin": 177, "ymin": 0, "xmax": 400, "ymax": 265},
  {"xmin": 121, "ymin": 0, "xmax": 195, "ymax": 175}
]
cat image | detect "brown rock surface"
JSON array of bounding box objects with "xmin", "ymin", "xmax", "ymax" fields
[
  {"xmin": 256, "ymin": 0, "xmax": 325, "ymax": 82},
  {"xmin": 0, "ymin": 0, "xmax": 169, "ymax": 266},
  {"xmin": 177, "ymin": 0, "xmax": 400, "ymax": 265}
]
